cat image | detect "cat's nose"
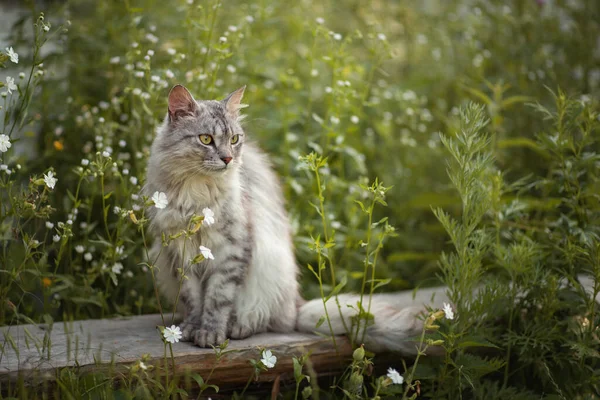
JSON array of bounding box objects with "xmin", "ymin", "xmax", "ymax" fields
[{"xmin": 221, "ymin": 157, "xmax": 233, "ymax": 165}]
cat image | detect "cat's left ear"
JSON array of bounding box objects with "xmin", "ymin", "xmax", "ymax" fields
[{"xmin": 223, "ymin": 86, "xmax": 247, "ymax": 118}]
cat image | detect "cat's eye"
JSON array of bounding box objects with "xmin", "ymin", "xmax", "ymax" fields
[
  {"xmin": 199, "ymin": 134, "xmax": 213, "ymax": 145},
  {"xmin": 231, "ymin": 135, "xmax": 240, "ymax": 145}
]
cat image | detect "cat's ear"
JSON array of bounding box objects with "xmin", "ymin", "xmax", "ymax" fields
[
  {"xmin": 168, "ymin": 85, "xmax": 197, "ymax": 123},
  {"xmin": 223, "ymin": 86, "xmax": 247, "ymax": 118}
]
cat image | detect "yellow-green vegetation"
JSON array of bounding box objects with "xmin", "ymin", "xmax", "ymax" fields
[{"xmin": 0, "ymin": 0, "xmax": 599, "ymax": 398}]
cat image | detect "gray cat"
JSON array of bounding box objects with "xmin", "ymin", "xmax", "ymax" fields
[{"xmin": 144, "ymin": 85, "xmax": 444, "ymax": 353}]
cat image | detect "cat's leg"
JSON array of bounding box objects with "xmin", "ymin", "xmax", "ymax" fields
[
  {"xmin": 193, "ymin": 259, "xmax": 248, "ymax": 347},
  {"xmin": 178, "ymin": 274, "xmax": 206, "ymax": 341}
]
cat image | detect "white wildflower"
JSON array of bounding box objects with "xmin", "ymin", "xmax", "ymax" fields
[
  {"xmin": 0, "ymin": 135, "xmax": 11, "ymax": 152},
  {"xmin": 163, "ymin": 325, "xmax": 183, "ymax": 344},
  {"xmin": 443, "ymin": 302, "xmax": 455, "ymax": 320},
  {"xmin": 333, "ymin": 33, "xmax": 342, "ymax": 41},
  {"xmin": 245, "ymin": 15, "xmax": 254, "ymax": 23},
  {"xmin": 219, "ymin": 36, "xmax": 227, "ymax": 43},
  {"xmin": 44, "ymin": 171, "xmax": 57, "ymax": 189},
  {"xmin": 165, "ymin": 69, "xmax": 175, "ymax": 79},
  {"xmin": 377, "ymin": 33, "xmax": 387, "ymax": 41},
  {"xmin": 0, "ymin": 164, "xmax": 6, "ymax": 170},
  {"xmin": 6, "ymin": 47, "xmax": 18, "ymax": 64},
  {"xmin": 112, "ymin": 262, "xmax": 123, "ymax": 275},
  {"xmin": 53, "ymin": 234, "xmax": 60, "ymax": 243},
  {"xmin": 199, "ymin": 245, "xmax": 214, "ymax": 260},
  {"xmin": 315, "ymin": 17, "xmax": 325, "ymax": 24},
  {"xmin": 261, "ymin": 350, "xmax": 277, "ymax": 368},
  {"xmin": 152, "ymin": 191, "xmax": 168, "ymax": 209},
  {"xmin": 351, "ymin": 115, "xmax": 360, "ymax": 124},
  {"xmin": 46, "ymin": 221, "xmax": 54, "ymax": 229},
  {"xmin": 330, "ymin": 116, "xmax": 340, "ymax": 125},
  {"xmin": 167, "ymin": 48, "xmax": 176, "ymax": 55},
  {"xmin": 226, "ymin": 65, "xmax": 236, "ymax": 73},
  {"xmin": 130, "ymin": 176, "xmax": 138, "ymax": 185},
  {"xmin": 84, "ymin": 252, "xmax": 93, "ymax": 261},
  {"xmin": 75, "ymin": 245, "xmax": 85, "ymax": 254},
  {"xmin": 387, "ymin": 368, "xmax": 404, "ymax": 384},
  {"xmin": 134, "ymin": 71, "xmax": 145, "ymax": 78},
  {"xmin": 139, "ymin": 361, "xmax": 147, "ymax": 370},
  {"xmin": 202, "ymin": 208, "xmax": 215, "ymax": 226},
  {"xmin": 6, "ymin": 77, "xmax": 17, "ymax": 94}
]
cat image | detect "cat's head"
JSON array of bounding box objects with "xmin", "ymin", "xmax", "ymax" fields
[{"xmin": 155, "ymin": 85, "xmax": 247, "ymax": 176}]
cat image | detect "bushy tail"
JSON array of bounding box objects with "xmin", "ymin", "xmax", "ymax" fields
[
  {"xmin": 297, "ymin": 276, "xmax": 600, "ymax": 354},
  {"xmin": 296, "ymin": 287, "xmax": 448, "ymax": 355}
]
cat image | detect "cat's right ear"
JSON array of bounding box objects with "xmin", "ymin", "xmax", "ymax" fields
[{"xmin": 168, "ymin": 85, "xmax": 197, "ymax": 123}]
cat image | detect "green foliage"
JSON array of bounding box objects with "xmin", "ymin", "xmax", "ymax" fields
[{"xmin": 0, "ymin": 0, "xmax": 599, "ymax": 398}]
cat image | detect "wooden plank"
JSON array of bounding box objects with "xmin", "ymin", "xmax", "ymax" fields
[{"xmin": 0, "ymin": 314, "xmax": 352, "ymax": 387}]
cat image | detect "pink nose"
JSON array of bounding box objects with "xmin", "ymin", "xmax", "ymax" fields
[{"xmin": 221, "ymin": 157, "xmax": 232, "ymax": 165}]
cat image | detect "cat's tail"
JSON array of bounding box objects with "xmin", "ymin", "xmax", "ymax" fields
[
  {"xmin": 296, "ymin": 276, "xmax": 600, "ymax": 354},
  {"xmin": 296, "ymin": 287, "xmax": 449, "ymax": 355}
]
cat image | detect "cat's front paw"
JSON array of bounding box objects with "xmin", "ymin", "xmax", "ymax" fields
[
  {"xmin": 229, "ymin": 322, "xmax": 254, "ymax": 340},
  {"xmin": 179, "ymin": 318, "xmax": 202, "ymax": 342},
  {"xmin": 193, "ymin": 328, "xmax": 228, "ymax": 347}
]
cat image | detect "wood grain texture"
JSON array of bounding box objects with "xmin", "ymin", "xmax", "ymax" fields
[{"xmin": 0, "ymin": 314, "xmax": 352, "ymax": 386}]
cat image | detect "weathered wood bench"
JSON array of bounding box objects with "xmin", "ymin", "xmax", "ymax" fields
[{"xmin": 0, "ymin": 313, "xmax": 354, "ymax": 394}]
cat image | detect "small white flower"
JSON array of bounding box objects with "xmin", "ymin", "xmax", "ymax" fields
[
  {"xmin": 53, "ymin": 234, "xmax": 61, "ymax": 243},
  {"xmin": 6, "ymin": 77, "xmax": 17, "ymax": 94},
  {"xmin": 310, "ymin": 69, "xmax": 318, "ymax": 77},
  {"xmin": 199, "ymin": 245, "xmax": 214, "ymax": 260},
  {"xmin": 387, "ymin": 368, "xmax": 404, "ymax": 384},
  {"xmin": 443, "ymin": 302, "xmax": 455, "ymax": 320},
  {"xmin": 109, "ymin": 56, "xmax": 120, "ymax": 64},
  {"xmin": 202, "ymin": 208, "xmax": 215, "ymax": 226},
  {"xmin": 84, "ymin": 252, "xmax": 93, "ymax": 261},
  {"xmin": 44, "ymin": 171, "xmax": 57, "ymax": 189},
  {"xmin": 261, "ymin": 350, "xmax": 277, "ymax": 368},
  {"xmin": 325, "ymin": 86, "xmax": 332, "ymax": 93},
  {"xmin": 46, "ymin": 221, "xmax": 54, "ymax": 229},
  {"xmin": 81, "ymin": 159, "xmax": 90, "ymax": 166},
  {"xmin": 226, "ymin": 64, "xmax": 236, "ymax": 73},
  {"xmin": 219, "ymin": 36, "xmax": 227, "ymax": 43},
  {"xmin": 351, "ymin": 115, "xmax": 360, "ymax": 124},
  {"xmin": 112, "ymin": 262, "xmax": 123, "ymax": 275},
  {"xmin": 165, "ymin": 69, "xmax": 175, "ymax": 79},
  {"xmin": 6, "ymin": 47, "xmax": 18, "ymax": 64},
  {"xmin": 139, "ymin": 361, "xmax": 147, "ymax": 370},
  {"xmin": 152, "ymin": 191, "xmax": 168, "ymax": 209},
  {"xmin": 163, "ymin": 325, "xmax": 183, "ymax": 344},
  {"xmin": 315, "ymin": 17, "xmax": 325, "ymax": 24},
  {"xmin": 75, "ymin": 245, "xmax": 85, "ymax": 253},
  {"xmin": 330, "ymin": 116, "xmax": 340, "ymax": 125},
  {"xmin": 0, "ymin": 135, "xmax": 11, "ymax": 152},
  {"xmin": 134, "ymin": 71, "xmax": 145, "ymax": 78},
  {"xmin": 130, "ymin": 176, "xmax": 138, "ymax": 185},
  {"xmin": 377, "ymin": 33, "xmax": 387, "ymax": 41},
  {"xmin": 167, "ymin": 48, "xmax": 176, "ymax": 55},
  {"xmin": 43, "ymin": 25, "xmax": 50, "ymax": 32},
  {"xmin": 333, "ymin": 33, "xmax": 342, "ymax": 41},
  {"xmin": 245, "ymin": 15, "xmax": 254, "ymax": 23},
  {"xmin": 0, "ymin": 164, "xmax": 6, "ymax": 170}
]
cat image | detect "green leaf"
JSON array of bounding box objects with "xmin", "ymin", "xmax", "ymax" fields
[
  {"xmin": 457, "ymin": 336, "xmax": 499, "ymax": 350},
  {"xmin": 326, "ymin": 275, "xmax": 347, "ymax": 301},
  {"xmin": 315, "ymin": 315, "xmax": 325, "ymax": 328}
]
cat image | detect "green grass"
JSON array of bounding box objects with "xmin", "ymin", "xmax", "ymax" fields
[{"xmin": 0, "ymin": 0, "xmax": 599, "ymax": 398}]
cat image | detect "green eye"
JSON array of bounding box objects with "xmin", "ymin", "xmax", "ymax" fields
[
  {"xmin": 199, "ymin": 134, "xmax": 213, "ymax": 145},
  {"xmin": 231, "ymin": 135, "xmax": 240, "ymax": 145}
]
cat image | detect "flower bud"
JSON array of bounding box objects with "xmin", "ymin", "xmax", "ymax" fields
[{"xmin": 353, "ymin": 345, "xmax": 365, "ymax": 361}]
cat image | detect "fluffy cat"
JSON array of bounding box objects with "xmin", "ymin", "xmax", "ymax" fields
[{"xmin": 144, "ymin": 85, "xmax": 445, "ymax": 353}]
